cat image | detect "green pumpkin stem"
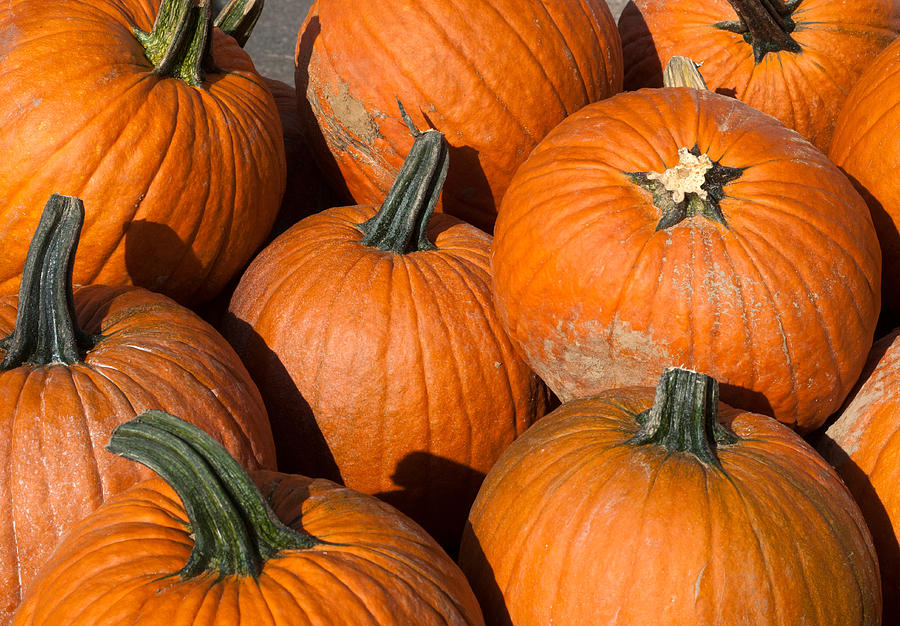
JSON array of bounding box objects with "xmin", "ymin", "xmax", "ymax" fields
[
  {"xmin": 0, "ymin": 194, "xmax": 97, "ymax": 369},
  {"xmin": 358, "ymin": 103, "xmax": 449, "ymax": 254},
  {"xmin": 214, "ymin": 0, "xmax": 264, "ymax": 48},
  {"xmin": 718, "ymin": 0, "xmax": 802, "ymax": 63},
  {"xmin": 107, "ymin": 410, "xmax": 319, "ymax": 579},
  {"xmin": 135, "ymin": 0, "xmax": 215, "ymax": 86},
  {"xmin": 627, "ymin": 367, "xmax": 738, "ymax": 469}
]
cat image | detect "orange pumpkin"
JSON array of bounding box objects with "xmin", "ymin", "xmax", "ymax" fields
[
  {"xmin": 295, "ymin": 0, "xmax": 622, "ymax": 231},
  {"xmin": 819, "ymin": 328, "xmax": 900, "ymax": 621},
  {"xmin": 619, "ymin": 0, "xmax": 900, "ymax": 151},
  {"xmin": 223, "ymin": 118, "xmax": 546, "ymax": 550},
  {"xmin": 491, "ymin": 83, "xmax": 881, "ymax": 431},
  {"xmin": 0, "ymin": 0, "xmax": 285, "ymax": 305},
  {"xmin": 459, "ymin": 367, "xmax": 882, "ymax": 624},
  {"xmin": 829, "ymin": 36, "xmax": 900, "ymax": 322},
  {"xmin": 14, "ymin": 411, "xmax": 484, "ymax": 625},
  {"xmin": 0, "ymin": 195, "xmax": 275, "ymax": 623}
]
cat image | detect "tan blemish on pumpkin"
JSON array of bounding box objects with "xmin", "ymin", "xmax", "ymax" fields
[
  {"xmin": 647, "ymin": 148, "xmax": 714, "ymax": 203},
  {"xmin": 538, "ymin": 317, "xmax": 673, "ymax": 402},
  {"xmin": 325, "ymin": 81, "xmax": 379, "ymax": 144}
]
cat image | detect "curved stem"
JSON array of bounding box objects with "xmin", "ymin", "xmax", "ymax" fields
[
  {"xmin": 358, "ymin": 103, "xmax": 449, "ymax": 254},
  {"xmin": 214, "ymin": 0, "xmax": 265, "ymax": 48},
  {"xmin": 107, "ymin": 410, "xmax": 318, "ymax": 579},
  {"xmin": 0, "ymin": 194, "xmax": 97, "ymax": 369},
  {"xmin": 718, "ymin": 0, "xmax": 802, "ymax": 63},
  {"xmin": 627, "ymin": 367, "xmax": 738, "ymax": 469},
  {"xmin": 135, "ymin": 0, "xmax": 214, "ymax": 86}
]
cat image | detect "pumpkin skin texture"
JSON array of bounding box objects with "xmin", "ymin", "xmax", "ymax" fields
[
  {"xmin": 491, "ymin": 86, "xmax": 881, "ymax": 432},
  {"xmin": 0, "ymin": 0, "xmax": 286, "ymax": 306},
  {"xmin": 829, "ymin": 36, "xmax": 900, "ymax": 321},
  {"xmin": 294, "ymin": 0, "xmax": 623, "ymax": 232},
  {"xmin": 618, "ymin": 0, "xmax": 900, "ymax": 151},
  {"xmin": 819, "ymin": 329, "xmax": 900, "ymax": 622},
  {"xmin": 223, "ymin": 127, "xmax": 546, "ymax": 550},
  {"xmin": 458, "ymin": 368, "xmax": 882, "ymax": 625},
  {"xmin": 13, "ymin": 412, "xmax": 484, "ymax": 626},
  {"xmin": 0, "ymin": 196, "xmax": 276, "ymax": 624}
]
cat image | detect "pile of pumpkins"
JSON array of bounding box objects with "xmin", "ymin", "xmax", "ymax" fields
[{"xmin": 0, "ymin": 0, "xmax": 898, "ymax": 623}]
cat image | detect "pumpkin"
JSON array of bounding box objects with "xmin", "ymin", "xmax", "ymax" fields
[
  {"xmin": 829, "ymin": 36, "xmax": 900, "ymax": 323},
  {"xmin": 294, "ymin": 0, "xmax": 622, "ymax": 232},
  {"xmin": 490, "ymin": 61, "xmax": 881, "ymax": 431},
  {"xmin": 0, "ymin": 195, "xmax": 276, "ymax": 623},
  {"xmin": 13, "ymin": 410, "xmax": 484, "ymax": 625},
  {"xmin": 818, "ymin": 328, "xmax": 900, "ymax": 621},
  {"xmin": 223, "ymin": 115, "xmax": 546, "ymax": 550},
  {"xmin": 458, "ymin": 367, "xmax": 882, "ymax": 625},
  {"xmin": 618, "ymin": 0, "xmax": 900, "ymax": 151},
  {"xmin": 0, "ymin": 0, "xmax": 286, "ymax": 306}
]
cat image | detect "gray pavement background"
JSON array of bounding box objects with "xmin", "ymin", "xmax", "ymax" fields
[{"xmin": 236, "ymin": 0, "xmax": 630, "ymax": 85}]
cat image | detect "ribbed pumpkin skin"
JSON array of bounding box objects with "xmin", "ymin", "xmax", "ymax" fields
[
  {"xmin": 458, "ymin": 389, "xmax": 881, "ymax": 625},
  {"xmin": 14, "ymin": 471, "xmax": 484, "ymax": 625},
  {"xmin": 819, "ymin": 329, "xmax": 900, "ymax": 621},
  {"xmin": 492, "ymin": 87, "xmax": 881, "ymax": 431},
  {"xmin": 829, "ymin": 37, "xmax": 900, "ymax": 320},
  {"xmin": 619, "ymin": 0, "xmax": 900, "ymax": 151},
  {"xmin": 0, "ymin": 0, "xmax": 285, "ymax": 306},
  {"xmin": 295, "ymin": 0, "xmax": 622, "ymax": 232},
  {"xmin": 223, "ymin": 206, "xmax": 545, "ymax": 548},
  {"xmin": 0, "ymin": 286, "xmax": 276, "ymax": 624}
]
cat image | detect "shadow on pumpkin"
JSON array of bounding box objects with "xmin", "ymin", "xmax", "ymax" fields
[
  {"xmin": 458, "ymin": 524, "xmax": 513, "ymax": 626},
  {"xmin": 840, "ymin": 170, "xmax": 900, "ymax": 332},
  {"xmin": 814, "ymin": 434, "xmax": 899, "ymax": 620},
  {"xmin": 376, "ymin": 451, "xmax": 487, "ymax": 558},
  {"xmin": 124, "ymin": 220, "xmax": 204, "ymax": 304},
  {"xmin": 218, "ymin": 312, "xmax": 343, "ymax": 483},
  {"xmin": 619, "ymin": 2, "xmax": 664, "ymax": 90},
  {"xmin": 718, "ymin": 382, "xmax": 774, "ymax": 422}
]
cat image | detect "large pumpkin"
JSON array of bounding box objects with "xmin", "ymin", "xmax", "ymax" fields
[
  {"xmin": 458, "ymin": 367, "xmax": 882, "ymax": 625},
  {"xmin": 818, "ymin": 328, "xmax": 900, "ymax": 621},
  {"xmin": 223, "ymin": 119, "xmax": 546, "ymax": 550},
  {"xmin": 0, "ymin": 195, "xmax": 276, "ymax": 623},
  {"xmin": 0, "ymin": 0, "xmax": 286, "ymax": 306},
  {"xmin": 829, "ymin": 36, "xmax": 900, "ymax": 322},
  {"xmin": 618, "ymin": 0, "xmax": 900, "ymax": 151},
  {"xmin": 295, "ymin": 0, "xmax": 622, "ymax": 232},
  {"xmin": 491, "ymin": 79, "xmax": 881, "ymax": 431},
  {"xmin": 14, "ymin": 411, "xmax": 484, "ymax": 625}
]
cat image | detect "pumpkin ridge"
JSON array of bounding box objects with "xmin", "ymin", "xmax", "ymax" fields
[
  {"xmin": 718, "ymin": 228, "xmax": 800, "ymax": 423},
  {"xmin": 725, "ymin": 452, "xmax": 873, "ymax": 621},
  {"xmin": 404, "ymin": 1, "xmax": 533, "ymax": 139}
]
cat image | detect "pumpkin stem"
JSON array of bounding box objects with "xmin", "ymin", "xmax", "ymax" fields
[
  {"xmin": 0, "ymin": 194, "xmax": 97, "ymax": 369},
  {"xmin": 358, "ymin": 102, "xmax": 449, "ymax": 254},
  {"xmin": 717, "ymin": 0, "xmax": 802, "ymax": 63},
  {"xmin": 628, "ymin": 145, "xmax": 743, "ymax": 231},
  {"xmin": 107, "ymin": 410, "xmax": 319, "ymax": 579},
  {"xmin": 214, "ymin": 0, "xmax": 264, "ymax": 48},
  {"xmin": 627, "ymin": 367, "xmax": 738, "ymax": 469},
  {"xmin": 135, "ymin": 0, "xmax": 215, "ymax": 86},
  {"xmin": 662, "ymin": 57, "xmax": 708, "ymax": 90}
]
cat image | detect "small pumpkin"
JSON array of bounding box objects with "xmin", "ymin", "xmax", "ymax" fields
[
  {"xmin": 829, "ymin": 36, "xmax": 900, "ymax": 322},
  {"xmin": 295, "ymin": 0, "xmax": 622, "ymax": 231},
  {"xmin": 0, "ymin": 0, "xmax": 286, "ymax": 305},
  {"xmin": 818, "ymin": 328, "xmax": 900, "ymax": 621},
  {"xmin": 618, "ymin": 0, "xmax": 900, "ymax": 151},
  {"xmin": 490, "ymin": 59, "xmax": 881, "ymax": 431},
  {"xmin": 14, "ymin": 410, "xmax": 484, "ymax": 625},
  {"xmin": 223, "ymin": 114, "xmax": 546, "ymax": 550},
  {"xmin": 459, "ymin": 367, "xmax": 882, "ymax": 625},
  {"xmin": 0, "ymin": 195, "xmax": 275, "ymax": 623}
]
